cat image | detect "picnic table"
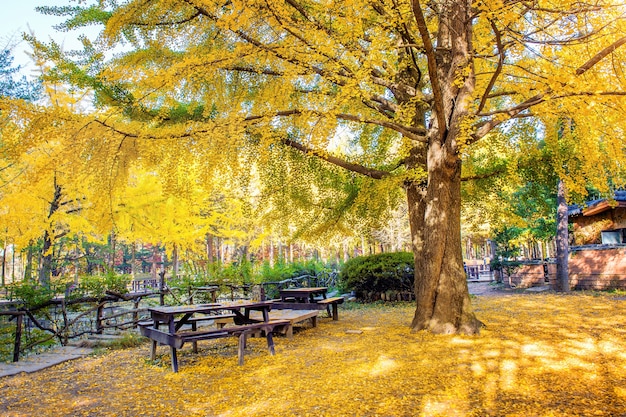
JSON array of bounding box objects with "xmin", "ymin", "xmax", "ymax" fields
[
  {"xmin": 275, "ymin": 287, "xmax": 344, "ymax": 321},
  {"xmin": 139, "ymin": 301, "xmax": 289, "ymax": 372}
]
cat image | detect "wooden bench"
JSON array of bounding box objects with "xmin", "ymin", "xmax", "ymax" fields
[
  {"xmin": 250, "ymin": 309, "xmax": 319, "ymax": 337},
  {"xmin": 139, "ymin": 319, "xmax": 290, "ymax": 371},
  {"xmin": 317, "ymin": 297, "xmax": 344, "ymax": 320}
]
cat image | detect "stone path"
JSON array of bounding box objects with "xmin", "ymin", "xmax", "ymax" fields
[
  {"xmin": 468, "ymin": 281, "xmax": 502, "ymax": 296},
  {"xmin": 0, "ymin": 346, "xmax": 94, "ymax": 378}
]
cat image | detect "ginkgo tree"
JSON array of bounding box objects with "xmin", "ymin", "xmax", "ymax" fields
[{"xmin": 32, "ymin": 0, "xmax": 626, "ymax": 334}]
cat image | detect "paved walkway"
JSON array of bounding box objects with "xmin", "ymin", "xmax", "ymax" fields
[
  {"xmin": 467, "ymin": 281, "xmax": 501, "ymax": 296},
  {"xmin": 0, "ymin": 346, "xmax": 93, "ymax": 378}
]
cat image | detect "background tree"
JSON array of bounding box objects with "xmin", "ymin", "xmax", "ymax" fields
[{"xmin": 31, "ymin": 0, "xmax": 626, "ymax": 333}]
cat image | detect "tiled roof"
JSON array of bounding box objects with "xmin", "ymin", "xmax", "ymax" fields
[{"xmin": 568, "ymin": 190, "xmax": 626, "ymax": 217}]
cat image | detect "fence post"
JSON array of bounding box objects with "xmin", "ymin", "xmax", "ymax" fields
[{"xmin": 13, "ymin": 312, "xmax": 23, "ymax": 362}]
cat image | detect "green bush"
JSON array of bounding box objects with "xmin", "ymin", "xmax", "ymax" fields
[
  {"xmin": 256, "ymin": 259, "xmax": 328, "ymax": 283},
  {"xmin": 10, "ymin": 282, "xmax": 58, "ymax": 308},
  {"xmin": 340, "ymin": 252, "xmax": 414, "ymax": 300},
  {"xmin": 78, "ymin": 270, "xmax": 131, "ymax": 298}
]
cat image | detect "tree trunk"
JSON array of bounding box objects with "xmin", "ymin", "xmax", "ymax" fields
[
  {"xmin": 39, "ymin": 230, "xmax": 53, "ymax": 286},
  {"xmin": 555, "ymin": 178, "xmax": 570, "ymax": 292},
  {"xmin": 131, "ymin": 243, "xmax": 136, "ymax": 279},
  {"xmin": 172, "ymin": 243, "xmax": 179, "ymax": 278},
  {"xmin": 407, "ymin": 141, "xmax": 483, "ymax": 334},
  {"xmin": 401, "ymin": 0, "xmax": 482, "ymax": 334},
  {"xmin": 1, "ymin": 240, "xmax": 6, "ymax": 287},
  {"xmin": 206, "ymin": 233, "xmax": 214, "ymax": 262},
  {"xmin": 25, "ymin": 243, "xmax": 33, "ymax": 281}
]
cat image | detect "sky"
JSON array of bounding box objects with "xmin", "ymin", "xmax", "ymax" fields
[{"xmin": 1, "ymin": 1, "xmax": 96, "ymax": 76}]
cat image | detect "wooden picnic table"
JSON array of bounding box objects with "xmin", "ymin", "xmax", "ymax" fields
[
  {"xmin": 279, "ymin": 287, "xmax": 329, "ymax": 303},
  {"xmin": 277, "ymin": 287, "xmax": 344, "ymax": 321},
  {"xmin": 140, "ymin": 301, "xmax": 288, "ymax": 372}
]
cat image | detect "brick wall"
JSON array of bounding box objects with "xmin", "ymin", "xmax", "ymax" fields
[{"xmin": 507, "ymin": 246, "xmax": 626, "ymax": 289}]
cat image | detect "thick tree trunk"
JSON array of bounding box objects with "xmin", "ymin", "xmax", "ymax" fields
[
  {"xmin": 407, "ymin": 143, "xmax": 483, "ymax": 334},
  {"xmin": 404, "ymin": 0, "xmax": 481, "ymax": 334},
  {"xmin": 555, "ymin": 178, "xmax": 570, "ymax": 291}
]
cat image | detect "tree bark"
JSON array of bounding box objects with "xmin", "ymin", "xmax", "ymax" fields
[
  {"xmin": 405, "ymin": 0, "xmax": 482, "ymax": 334},
  {"xmin": 407, "ymin": 142, "xmax": 483, "ymax": 334},
  {"xmin": 555, "ymin": 178, "xmax": 570, "ymax": 291},
  {"xmin": 39, "ymin": 181, "xmax": 63, "ymax": 286}
]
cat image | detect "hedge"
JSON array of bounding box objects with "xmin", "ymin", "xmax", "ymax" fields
[{"xmin": 340, "ymin": 252, "xmax": 415, "ymax": 301}]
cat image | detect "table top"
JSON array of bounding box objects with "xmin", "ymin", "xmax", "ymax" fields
[
  {"xmin": 279, "ymin": 287, "xmax": 328, "ymax": 295},
  {"xmin": 149, "ymin": 300, "xmax": 273, "ymax": 316}
]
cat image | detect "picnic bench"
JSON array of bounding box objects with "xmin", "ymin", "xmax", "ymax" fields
[
  {"xmin": 139, "ymin": 301, "xmax": 289, "ymax": 372},
  {"xmin": 250, "ymin": 308, "xmax": 319, "ymax": 337}
]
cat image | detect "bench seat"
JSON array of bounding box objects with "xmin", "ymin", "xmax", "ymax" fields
[
  {"xmin": 317, "ymin": 297, "xmax": 344, "ymax": 321},
  {"xmin": 249, "ymin": 309, "xmax": 319, "ymax": 337}
]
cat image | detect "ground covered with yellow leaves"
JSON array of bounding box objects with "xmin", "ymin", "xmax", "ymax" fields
[{"xmin": 2, "ymin": 292, "xmax": 626, "ymax": 416}]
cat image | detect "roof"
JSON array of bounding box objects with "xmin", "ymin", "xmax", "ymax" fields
[{"xmin": 568, "ymin": 190, "xmax": 626, "ymax": 217}]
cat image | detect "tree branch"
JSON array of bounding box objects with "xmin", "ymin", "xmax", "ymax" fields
[
  {"xmin": 411, "ymin": 0, "xmax": 447, "ymax": 140},
  {"xmin": 282, "ymin": 138, "xmax": 391, "ymax": 179},
  {"xmin": 477, "ymin": 20, "xmax": 505, "ymax": 114},
  {"xmin": 576, "ymin": 36, "xmax": 626, "ymax": 75}
]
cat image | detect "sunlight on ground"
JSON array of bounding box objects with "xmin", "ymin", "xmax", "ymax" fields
[{"xmin": 2, "ymin": 293, "xmax": 626, "ymax": 416}]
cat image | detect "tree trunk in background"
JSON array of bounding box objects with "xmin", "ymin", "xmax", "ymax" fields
[
  {"xmin": 172, "ymin": 243, "xmax": 179, "ymax": 278},
  {"xmin": 109, "ymin": 231, "xmax": 116, "ymax": 270},
  {"xmin": 38, "ymin": 180, "xmax": 64, "ymax": 286},
  {"xmin": 1, "ymin": 240, "xmax": 6, "ymax": 287},
  {"xmin": 556, "ymin": 178, "xmax": 570, "ymax": 292},
  {"xmin": 151, "ymin": 246, "xmax": 159, "ymax": 280},
  {"xmin": 25, "ymin": 243, "xmax": 33, "ymax": 281},
  {"xmin": 206, "ymin": 234, "xmax": 214, "ymax": 262},
  {"xmin": 131, "ymin": 243, "xmax": 137, "ymax": 279}
]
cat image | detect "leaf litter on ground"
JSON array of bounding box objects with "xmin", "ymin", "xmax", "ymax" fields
[{"xmin": 1, "ymin": 292, "xmax": 626, "ymax": 416}]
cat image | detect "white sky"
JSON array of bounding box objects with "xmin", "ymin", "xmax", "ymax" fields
[{"xmin": 1, "ymin": 1, "xmax": 95, "ymax": 76}]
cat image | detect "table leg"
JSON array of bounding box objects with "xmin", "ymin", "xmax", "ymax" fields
[
  {"xmin": 266, "ymin": 331, "xmax": 276, "ymax": 356},
  {"xmin": 150, "ymin": 340, "xmax": 157, "ymax": 361},
  {"xmin": 170, "ymin": 346, "xmax": 179, "ymax": 372},
  {"xmin": 192, "ymin": 321, "xmax": 198, "ymax": 353},
  {"xmin": 238, "ymin": 332, "xmax": 246, "ymax": 366},
  {"xmin": 150, "ymin": 321, "xmax": 159, "ymax": 361}
]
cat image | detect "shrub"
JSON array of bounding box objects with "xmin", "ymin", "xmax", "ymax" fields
[
  {"xmin": 10, "ymin": 281, "xmax": 58, "ymax": 308},
  {"xmin": 256, "ymin": 259, "xmax": 328, "ymax": 283},
  {"xmin": 340, "ymin": 252, "xmax": 414, "ymax": 301},
  {"xmin": 78, "ymin": 270, "xmax": 131, "ymax": 298}
]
